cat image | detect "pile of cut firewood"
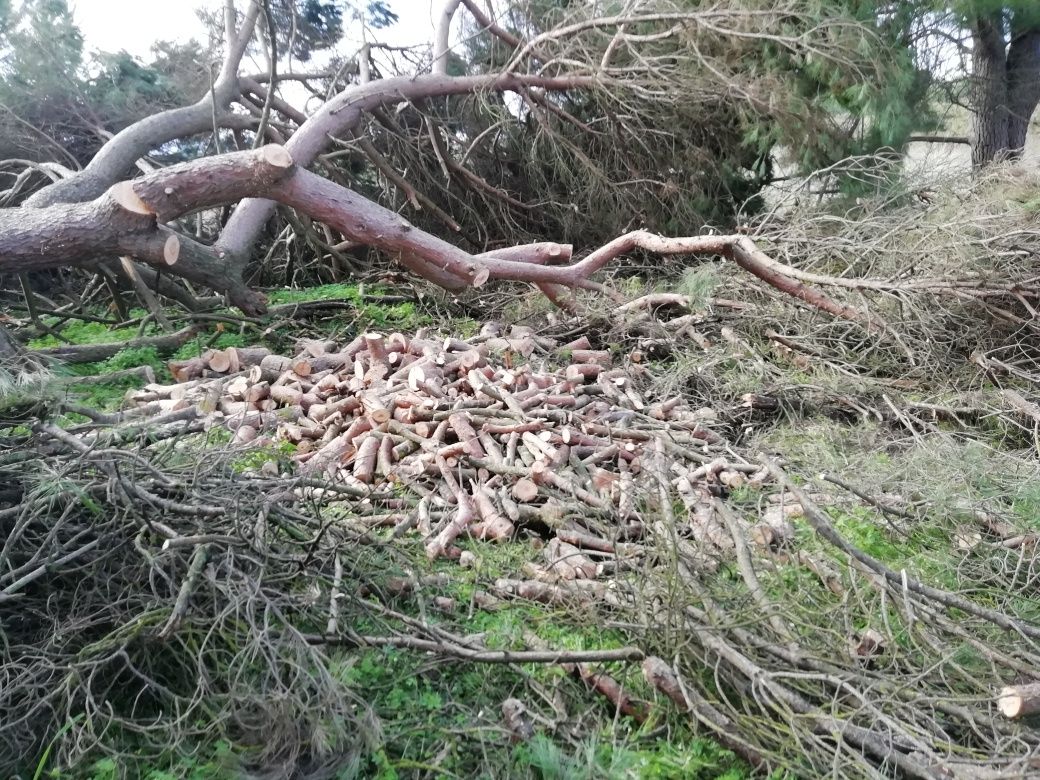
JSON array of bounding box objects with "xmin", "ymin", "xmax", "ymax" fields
[{"xmin": 127, "ymin": 325, "xmax": 779, "ymax": 567}]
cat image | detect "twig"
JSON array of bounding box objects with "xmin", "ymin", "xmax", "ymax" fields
[
  {"xmin": 763, "ymin": 457, "xmax": 1040, "ymax": 642},
  {"xmin": 158, "ymin": 543, "xmax": 211, "ymax": 639},
  {"xmin": 305, "ymin": 632, "xmax": 644, "ymax": 664}
]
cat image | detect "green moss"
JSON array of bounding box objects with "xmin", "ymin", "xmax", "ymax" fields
[
  {"xmin": 1017, "ymin": 195, "xmax": 1040, "ymax": 215},
  {"xmin": 27, "ymin": 320, "xmax": 156, "ymax": 350},
  {"xmin": 171, "ymin": 339, "xmax": 204, "ymax": 361},
  {"xmin": 454, "ymin": 318, "xmax": 480, "ymax": 338},
  {"xmin": 104, "ymin": 346, "xmax": 162, "ymax": 373},
  {"xmin": 359, "ymin": 300, "xmax": 431, "ymax": 330},
  {"xmin": 267, "ymin": 282, "xmax": 363, "ymax": 305},
  {"xmin": 828, "ymin": 508, "xmax": 905, "ymax": 563},
  {"xmin": 61, "ymin": 378, "xmax": 136, "ymax": 411},
  {"xmin": 49, "ymin": 346, "xmax": 168, "ymax": 412},
  {"xmin": 266, "ymin": 283, "xmax": 435, "ymax": 333},
  {"xmin": 813, "ymin": 505, "xmax": 959, "ymax": 591}
]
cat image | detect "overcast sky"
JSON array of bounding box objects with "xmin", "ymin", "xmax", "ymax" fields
[{"xmin": 70, "ymin": 0, "xmax": 440, "ymax": 62}]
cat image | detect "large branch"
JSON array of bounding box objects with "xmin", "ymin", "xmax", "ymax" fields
[
  {"xmin": 12, "ymin": 10, "xmax": 606, "ymax": 310},
  {"xmin": 24, "ymin": 1, "xmax": 261, "ymax": 207},
  {"xmin": 433, "ymin": 0, "xmax": 463, "ymax": 76},
  {"xmin": 213, "ymin": 73, "xmax": 599, "ymax": 266},
  {"xmin": 0, "ymin": 147, "xmax": 297, "ymax": 313},
  {"xmin": 0, "ymin": 146, "xmax": 865, "ymax": 326}
]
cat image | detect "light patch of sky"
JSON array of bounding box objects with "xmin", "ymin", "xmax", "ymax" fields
[{"xmin": 71, "ymin": 0, "xmax": 442, "ymax": 64}]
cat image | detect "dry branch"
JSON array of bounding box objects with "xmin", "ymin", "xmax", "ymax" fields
[{"xmin": 7, "ymin": 161, "xmax": 878, "ymax": 325}]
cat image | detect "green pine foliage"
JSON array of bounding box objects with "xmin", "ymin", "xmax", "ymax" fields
[{"xmin": 413, "ymin": 0, "xmax": 937, "ymax": 251}]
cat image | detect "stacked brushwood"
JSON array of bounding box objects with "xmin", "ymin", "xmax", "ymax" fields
[
  {"xmin": 10, "ymin": 319, "xmax": 1040, "ymax": 778},
  {"xmin": 128, "ymin": 324, "xmax": 777, "ymax": 571}
]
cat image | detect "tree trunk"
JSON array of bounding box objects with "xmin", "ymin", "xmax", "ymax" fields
[
  {"xmin": 971, "ymin": 12, "xmax": 1010, "ymax": 168},
  {"xmin": 1006, "ymin": 26, "xmax": 1040, "ymax": 157},
  {"xmin": 971, "ymin": 11, "xmax": 1040, "ymax": 168}
]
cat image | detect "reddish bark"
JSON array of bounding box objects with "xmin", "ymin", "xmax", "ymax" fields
[
  {"xmin": 1, "ymin": 145, "xmax": 866, "ymax": 326},
  {"xmin": 211, "ymin": 72, "xmax": 598, "ymax": 279}
]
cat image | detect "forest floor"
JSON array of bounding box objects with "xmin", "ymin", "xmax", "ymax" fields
[
  {"xmin": 4, "ymin": 261, "xmax": 1040, "ymax": 779},
  {"xmin": 5, "ymin": 283, "xmax": 755, "ymax": 779}
]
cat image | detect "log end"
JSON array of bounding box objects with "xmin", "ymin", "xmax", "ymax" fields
[
  {"xmin": 110, "ymin": 180, "xmax": 155, "ymax": 216},
  {"xmin": 261, "ymin": 144, "xmax": 294, "ymax": 168},
  {"xmin": 207, "ymin": 350, "xmax": 232, "ymax": 374},
  {"xmin": 163, "ymin": 234, "xmax": 180, "ymax": 265},
  {"xmin": 998, "ymin": 686, "xmax": 1024, "ymax": 718},
  {"xmin": 512, "ymin": 477, "xmax": 539, "ymax": 503},
  {"xmin": 168, "ymin": 360, "xmax": 192, "ymax": 383}
]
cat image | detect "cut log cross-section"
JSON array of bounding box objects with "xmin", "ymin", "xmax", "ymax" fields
[{"xmin": 998, "ymin": 683, "xmax": 1040, "ymax": 719}]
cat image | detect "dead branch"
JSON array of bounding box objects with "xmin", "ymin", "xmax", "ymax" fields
[{"xmin": 2, "ymin": 144, "xmax": 871, "ymax": 325}]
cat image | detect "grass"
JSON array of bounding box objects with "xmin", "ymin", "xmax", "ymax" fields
[
  {"xmin": 27, "ymin": 314, "xmax": 163, "ymax": 350},
  {"xmin": 320, "ymin": 618, "xmax": 750, "ymax": 779},
  {"xmin": 61, "ymin": 376, "xmax": 141, "ymax": 411},
  {"xmin": 276, "ymin": 535, "xmax": 755, "ymax": 780},
  {"xmin": 27, "ymin": 270, "xmax": 1040, "ymax": 778},
  {"xmin": 24, "ymin": 283, "xmax": 445, "ymax": 415},
  {"xmin": 748, "ymin": 414, "xmax": 1040, "ymax": 633}
]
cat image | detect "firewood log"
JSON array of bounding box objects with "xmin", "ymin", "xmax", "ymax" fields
[{"xmin": 998, "ymin": 683, "xmax": 1040, "ymax": 719}]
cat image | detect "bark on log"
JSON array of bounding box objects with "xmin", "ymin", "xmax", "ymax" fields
[{"xmin": 3, "ymin": 142, "xmax": 868, "ymax": 327}]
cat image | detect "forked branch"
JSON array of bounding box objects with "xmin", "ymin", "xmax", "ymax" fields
[{"xmin": 0, "ymin": 144, "xmax": 870, "ymax": 326}]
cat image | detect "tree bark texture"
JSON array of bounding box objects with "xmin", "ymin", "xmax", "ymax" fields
[
  {"xmin": 971, "ymin": 11, "xmax": 1040, "ymax": 167},
  {"xmin": 0, "ymin": 145, "xmax": 866, "ymax": 328},
  {"xmin": 1006, "ymin": 25, "xmax": 1040, "ymax": 156},
  {"xmin": 971, "ymin": 13, "xmax": 1010, "ymax": 168}
]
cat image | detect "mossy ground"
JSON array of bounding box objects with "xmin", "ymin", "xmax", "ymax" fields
[
  {"xmin": 30, "ymin": 284, "xmax": 461, "ymax": 412},
  {"xmin": 26, "ymin": 279, "xmax": 1037, "ymax": 779},
  {"xmin": 23, "ymin": 287, "xmax": 753, "ymax": 780}
]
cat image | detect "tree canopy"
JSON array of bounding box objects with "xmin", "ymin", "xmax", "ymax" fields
[{"xmin": 0, "ymin": 0, "xmax": 956, "ymax": 316}]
